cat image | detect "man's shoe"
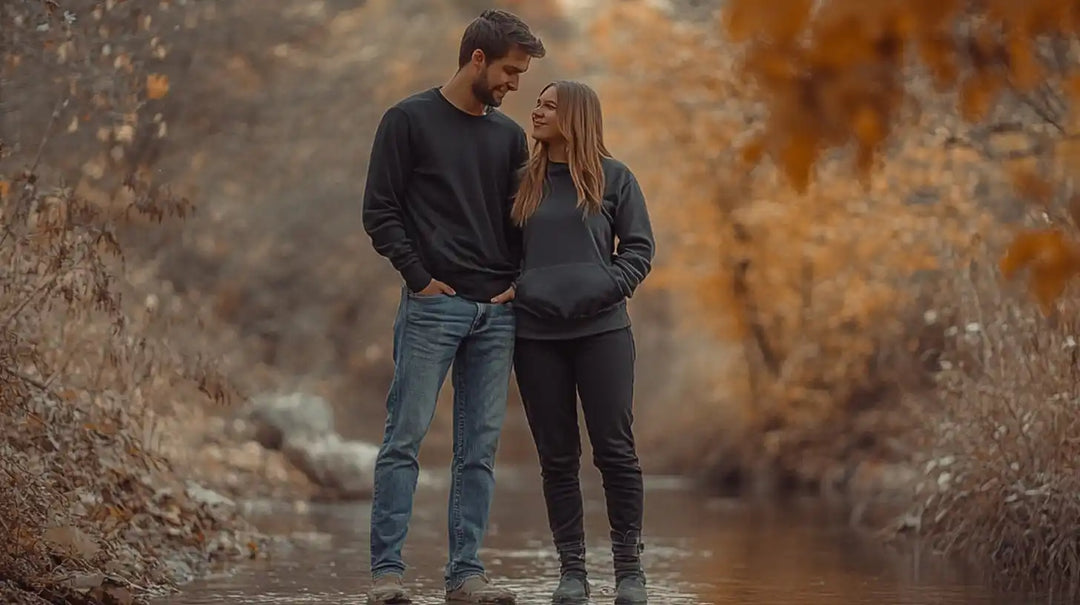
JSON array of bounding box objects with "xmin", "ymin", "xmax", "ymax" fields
[
  {"xmin": 367, "ymin": 573, "xmax": 411, "ymax": 604},
  {"xmin": 551, "ymin": 572, "xmax": 590, "ymax": 604},
  {"xmin": 614, "ymin": 574, "xmax": 647, "ymax": 604},
  {"xmin": 445, "ymin": 575, "xmax": 516, "ymax": 604}
]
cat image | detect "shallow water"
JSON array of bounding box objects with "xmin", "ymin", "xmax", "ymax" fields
[{"xmin": 160, "ymin": 468, "xmax": 1044, "ymax": 604}]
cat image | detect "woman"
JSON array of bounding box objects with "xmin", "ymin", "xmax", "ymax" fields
[{"xmin": 508, "ymin": 80, "xmax": 655, "ymax": 604}]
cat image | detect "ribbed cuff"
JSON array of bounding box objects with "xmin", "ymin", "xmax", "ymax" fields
[{"xmin": 401, "ymin": 263, "xmax": 432, "ymax": 293}]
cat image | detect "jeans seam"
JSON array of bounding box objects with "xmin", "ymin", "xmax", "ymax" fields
[
  {"xmin": 371, "ymin": 291, "xmax": 417, "ymax": 578},
  {"xmin": 449, "ymin": 356, "xmax": 467, "ymax": 583}
]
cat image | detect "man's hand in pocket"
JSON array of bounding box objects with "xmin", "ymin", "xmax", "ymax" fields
[{"xmin": 417, "ymin": 279, "xmax": 456, "ymax": 296}]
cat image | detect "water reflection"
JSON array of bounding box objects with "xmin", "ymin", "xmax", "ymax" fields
[{"xmin": 160, "ymin": 468, "xmax": 1044, "ymax": 604}]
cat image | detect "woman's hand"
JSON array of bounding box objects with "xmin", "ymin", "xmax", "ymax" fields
[{"xmin": 490, "ymin": 285, "xmax": 516, "ymax": 304}]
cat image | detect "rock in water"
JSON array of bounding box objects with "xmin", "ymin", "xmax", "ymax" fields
[
  {"xmin": 185, "ymin": 481, "xmax": 236, "ymax": 512},
  {"xmin": 282, "ymin": 434, "xmax": 379, "ymax": 500},
  {"xmin": 247, "ymin": 392, "xmax": 335, "ymax": 450}
]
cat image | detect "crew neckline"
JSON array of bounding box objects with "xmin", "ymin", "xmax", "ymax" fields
[{"xmin": 433, "ymin": 87, "xmax": 492, "ymax": 118}]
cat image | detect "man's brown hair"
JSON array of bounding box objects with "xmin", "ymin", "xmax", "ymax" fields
[{"xmin": 458, "ymin": 9, "xmax": 546, "ymax": 68}]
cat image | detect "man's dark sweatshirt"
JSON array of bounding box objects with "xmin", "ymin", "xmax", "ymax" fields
[
  {"xmin": 513, "ymin": 158, "xmax": 655, "ymax": 340},
  {"xmin": 362, "ymin": 87, "xmax": 527, "ymax": 303}
]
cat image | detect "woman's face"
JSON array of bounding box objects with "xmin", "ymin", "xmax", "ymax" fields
[{"xmin": 530, "ymin": 85, "xmax": 563, "ymax": 144}]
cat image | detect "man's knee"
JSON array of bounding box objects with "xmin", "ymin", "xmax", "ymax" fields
[{"xmin": 382, "ymin": 406, "xmax": 434, "ymax": 457}]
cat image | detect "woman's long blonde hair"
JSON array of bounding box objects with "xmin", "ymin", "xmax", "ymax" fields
[{"xmin": 511, "ymin": 80, "xmax": 611, "ymax": 226}]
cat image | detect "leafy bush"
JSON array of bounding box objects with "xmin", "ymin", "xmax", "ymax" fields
[
  {"xmin": 1, "ymin": 2, "xmax": 251, "ymax": 601},
  {"xmin": 717, "ymin": 0, "xmax": 1080, "ymax": 590}
]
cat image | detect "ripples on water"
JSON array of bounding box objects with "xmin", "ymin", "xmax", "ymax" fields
[{"xmin": 161, "ymin": 469, "xmax": 1045, "ymax": 604}]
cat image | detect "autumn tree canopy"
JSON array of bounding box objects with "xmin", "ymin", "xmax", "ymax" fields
[{"xmin": 724, "ymin": 0, "xmax": 1080, "ymax": 312}]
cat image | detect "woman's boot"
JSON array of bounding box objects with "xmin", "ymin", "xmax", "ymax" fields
[
  {"xmin": 551, "ymin": 541, "xmax": 590, "ymax": 604},
  {"xmin": 611, "ymin": 531, "xmax": 647, "ymax": 604}
]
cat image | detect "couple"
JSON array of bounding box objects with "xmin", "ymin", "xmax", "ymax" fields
[{"xmin": 361, "ymin": 9, "xmax": 655, "ymax": 605}]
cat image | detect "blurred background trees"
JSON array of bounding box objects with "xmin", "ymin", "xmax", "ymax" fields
[{"xmin": 5, "ymin": 0, "xmax": 1080, "ymax": 598}]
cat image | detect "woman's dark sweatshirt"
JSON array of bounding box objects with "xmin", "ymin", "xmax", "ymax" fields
[{"xmin": 513, "ymin": 158, "xmax": 655, "ymax": 340}]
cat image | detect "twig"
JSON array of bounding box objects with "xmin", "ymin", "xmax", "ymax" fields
[
  {"xmin": 28, "ymin": 96, "xmax": 66, "ymax": 177},
  {"xmin": 0, "ymin": 272, "xmax": 60, "ymax": 330},
  {"xmin": 1018, "ymin": 91, "xmax": 1066, "ymax": 135},
  {"xmin": 1, "ymin": 365, "xmax": 48, "ymax": 393},
  {"xmin": 1036, "ymin": 82, "xmax": 1067, "ymax": 119}
]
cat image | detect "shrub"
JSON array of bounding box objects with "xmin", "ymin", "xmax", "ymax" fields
[
  {"xmin": 717, "ymin": 0, "xmax": 1080, "ymax": 590},
  {"xmin": 1, "ymin": 2, "xmax": 249, "ymax": 601},
  {"xmin": 588, "ymin": 1, "xmax": 991, "ymax": 494},
  {"xmin": 913, "ymin": 251, "xmax": 1080, "ymax": 594}
]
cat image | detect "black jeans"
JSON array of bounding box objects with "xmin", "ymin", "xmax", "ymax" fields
[{"xmin": 513, "ymin": 327, "xmax": 644, "ymax": 556}]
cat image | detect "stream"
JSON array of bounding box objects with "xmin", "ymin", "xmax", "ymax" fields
[{"xmin": 159, "ymin": 467, "xmax": 1043, "ymax": 604}]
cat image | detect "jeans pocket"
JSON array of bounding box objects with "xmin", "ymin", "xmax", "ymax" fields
[{"xmin": 406, "ymin": 289, "xmax": 447, "ymax": 301}]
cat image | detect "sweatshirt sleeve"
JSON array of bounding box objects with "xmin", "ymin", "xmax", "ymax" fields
[
  {"xmin": 362, "ymin": 106, "xmax": 432, "ymax": 292},
  {"xmin": 507, "ymin": 128, "xmax": 529, "ymax": 280},
  {"xmin": 610, "ymin": 171, "xmax": 655, "ymax": 297}
]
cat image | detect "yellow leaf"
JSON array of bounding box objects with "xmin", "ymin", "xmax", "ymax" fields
[
  {"xmin": 739, "ymin": 136, "xmax": 766, "ymax": 167},
  {"xmin": 0, "ymin": 180, "xmax": 9, "ymax": 199},
  {"xmin": 146, "ymin": 73, "xmax": 170, "ymax": 100},
  {"xmin": 1007, "ymin": 163, "xmax": 1054, "ymax": 204},
  {"xmin": 959, "ymin": 72, "xmax": 1003, "ymax": 123}
]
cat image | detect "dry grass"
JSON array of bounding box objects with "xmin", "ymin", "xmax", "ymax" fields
[
  {"xmin": 908, "ymin": 244, "xmax": 1080, "ymax": 595},
  {"xmin": 0, "ymin": 161, "xmax": 260, "ymax": 604},
  {"xmin": 0, "ymin": 179, "xmax": 256, "ymax": 601},
  {"xmin": 0, "ymin": 3, "xmax": 265, "ymax": 602}
]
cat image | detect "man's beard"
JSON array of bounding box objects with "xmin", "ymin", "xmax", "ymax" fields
[{"xmin": 471, "ymin": 70, "xmax": 501, "ymax": 108}]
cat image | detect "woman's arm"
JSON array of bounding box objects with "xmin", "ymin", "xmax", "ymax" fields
[{"xmin": 610, "ymin": 171, "xmax": 655, "ymax": 297}]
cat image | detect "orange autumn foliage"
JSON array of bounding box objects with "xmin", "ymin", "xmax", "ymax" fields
[
  {"xmin": 589, "ymin": 2, "xmax": 994, "ymax": 490},
  {"xmin": 590, "ymin": 2, "xmax": 1080, "ymax": 587},
  {"xmin": 146, "ymin": 73, "xmax": 170, "ymax": 100},
  {"xmin": 1000, "ymin": 229, "xmax": 1080, "ymax": 313},
  {"xmin": 724, "ymin": 0, "xmax": 1080, "ymax": 312}
]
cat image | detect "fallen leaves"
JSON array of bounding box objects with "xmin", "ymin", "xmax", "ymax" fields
[
  {"xmin": 50, "ymin": 571, "xmax": 137, "ymax": 604},
  {"xmin": 43, "ymin": 525, "xmax": 101, "ymax": 560}
]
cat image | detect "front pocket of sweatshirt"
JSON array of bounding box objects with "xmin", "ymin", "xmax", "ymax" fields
[{"xmin": 515, "ymin": 262, "xmax": 623, "ymax": 320}]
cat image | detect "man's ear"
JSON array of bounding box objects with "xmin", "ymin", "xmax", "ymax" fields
[{"xmin": 470, "ymin": 48, "xmax": 486, "ymax": 69}]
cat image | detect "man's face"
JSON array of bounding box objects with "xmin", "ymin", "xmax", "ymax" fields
[{"xmin": 471, "ymin": 46, "xmax": 531, "ymax": 108}]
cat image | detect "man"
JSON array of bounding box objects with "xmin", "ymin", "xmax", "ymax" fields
[{"xmin": 361, "ymin": 9, "xmax": 545, "ymax": 605}]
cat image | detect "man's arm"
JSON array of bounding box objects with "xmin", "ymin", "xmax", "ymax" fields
[
  {"xmin": 492, "ymin": 128, "xmax": 529, "ymax": 304},
  {"xmin": 362, "ymin": 106, "xmax": 432, "ymax": 292},
  {"xmin": 507, "ymin": 128, "xmax": 529, "ymax": 270}
]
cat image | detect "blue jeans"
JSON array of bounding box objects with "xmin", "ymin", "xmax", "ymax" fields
[{"xmin": 370, "ymin": 286, "xmax": 515, "ymax": 589}]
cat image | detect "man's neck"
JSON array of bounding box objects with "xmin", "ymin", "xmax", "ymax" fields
[{"xmin": 441, "ymin": 72, "xmax": 486, "ymax": 116}]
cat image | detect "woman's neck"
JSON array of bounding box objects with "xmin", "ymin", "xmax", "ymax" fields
[{"xmin": 546, "ymin": 142, "xmax": 568, "ymax": 163}]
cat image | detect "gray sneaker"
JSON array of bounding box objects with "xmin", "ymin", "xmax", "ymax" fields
[
  {"xmin": 367, "ymin": 573, "xmax": 411, "ymax": 604},
  {"xmin": 445, "ymin": 575, "xmax": 516, "ymax": 604}
]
